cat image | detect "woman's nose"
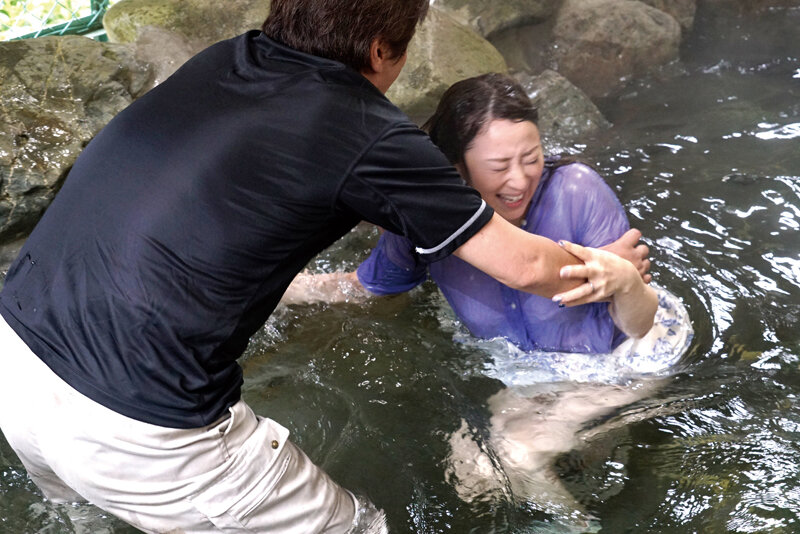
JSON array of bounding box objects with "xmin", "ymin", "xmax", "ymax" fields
[{"xmin": 507, "ymin": 162, "xmax": 529, "ymax": 188}]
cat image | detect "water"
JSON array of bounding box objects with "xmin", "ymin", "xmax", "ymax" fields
[{"xmin": 1, "ymin": 4, "xmax": 799, "ymax": 533}]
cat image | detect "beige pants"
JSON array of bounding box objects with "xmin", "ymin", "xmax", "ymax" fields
[{"xmin": 0, "ymin": 317, "xmax": 362, "ymax": 534}]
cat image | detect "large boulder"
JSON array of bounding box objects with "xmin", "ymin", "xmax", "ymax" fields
[
  {"xmin": 490, "ymin": 0, "xmax": 682, "ymax": 98},
  {"xmin": 104, "ymin": 0, "xmax": 269, "ymax": 87},
  {"xmin": 388, "ymin": 7, "xmax": 508, "ymax": 117},
  {"xmin": 105, "ymin": 0, "xmax": 506, "ymax": 117},
  {"xmin": 639, "ymin": 0, "xmax": 697, "ymax": 33},
  {"xmin": 0, "ymin": 36, "xmax": 150, "ymax": 244},
  {"xmin": 513, "ymin": 70, "xmax": 611, "ymax": 150},
  {"xmin": 433, "ymin": 0, "xmax": 562, "ymax": 38},
  {"xmin": 103, "ymin": 0, "xmax": 267, "ymax": 45},
  {"xmin": 550, "ymin": 0, "xmax": 681, "ymax": 98}
]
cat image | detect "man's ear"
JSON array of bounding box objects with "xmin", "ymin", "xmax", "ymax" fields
[{"xmin": 367, "ymin": 38, "xmax": 388, "ymax": 74}]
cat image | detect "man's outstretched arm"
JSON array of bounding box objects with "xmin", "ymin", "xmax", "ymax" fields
[{"xmin": 453, "ymin": 213, "xmax": 584, "ymax": 298}]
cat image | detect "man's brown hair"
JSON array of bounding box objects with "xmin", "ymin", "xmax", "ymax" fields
[{"xmin": 262, "ymin": 0, "xmax": 428, "ymax": 72}]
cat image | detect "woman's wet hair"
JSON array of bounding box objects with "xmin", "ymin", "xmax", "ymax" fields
[
  {"xmin": 423, "ymin": 73, "xmax": 539, "ymax": 167},
  {"xmin": 262, "ymin": 0, "xmax": 428, "ymax": 73}
]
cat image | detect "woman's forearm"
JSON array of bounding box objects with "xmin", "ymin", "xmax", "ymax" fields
[
  {"xmin": 553, "ymin": 240, "xmax": 657, "ymax": 338},
  {"xmin": 279, "ymin": 270, "xmax": 370, "ymax": 305},
  {"xmin": 608, "ymin": 278, "xmax": 658, "ymax": 339}
]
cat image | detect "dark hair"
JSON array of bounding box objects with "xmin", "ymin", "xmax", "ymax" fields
[
  {"xmin": 262, "ymin": 0, "xmax": 428, "ymax": 72},
  {"xmin": 422, "ymin": 73, "xmax": 539, "ymax": 168}
]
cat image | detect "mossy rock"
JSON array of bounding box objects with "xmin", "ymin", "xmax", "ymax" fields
[
  {"xmin": 104, "ymin": 0, "xmax": 268, "ymax": 45},
  {"xmin": 388, "ymin": 7, "xmax": 508, "ymax": 118}
]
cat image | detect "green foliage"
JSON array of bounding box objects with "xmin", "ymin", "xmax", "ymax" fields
[{"xmin": 0, "ymin": 0, "xmax": 116, "ymax": 40}]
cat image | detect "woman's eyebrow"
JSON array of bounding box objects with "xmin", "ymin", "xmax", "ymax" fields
[{"xmin": 522, "ymin": 145, "xmax": 541, "ymax": 157}]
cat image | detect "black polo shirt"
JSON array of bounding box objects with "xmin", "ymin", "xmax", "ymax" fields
[{"xmin": 0, "ymin": 31, "xmax": 492, "ymax": 428}]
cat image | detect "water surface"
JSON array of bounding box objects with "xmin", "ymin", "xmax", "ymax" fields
[{"xmin": 1, "ymin": 4, "xmax": 799, "ymax": 533}]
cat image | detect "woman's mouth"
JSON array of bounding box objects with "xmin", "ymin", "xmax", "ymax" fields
[{"xmin": 498, "ymin": 193, "xmax": 524, "ymax": 207}]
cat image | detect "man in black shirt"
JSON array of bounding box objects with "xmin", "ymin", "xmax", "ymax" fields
[{"xmin": 0, "ymin": 0, "xmax": 648, "ymax": 532}]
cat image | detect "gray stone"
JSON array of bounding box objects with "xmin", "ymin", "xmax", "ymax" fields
[
  {"xmin": 513, "ymin": 70, "xmax": 611, "ymax": 149},
  {"xmin": 639, "ymin": 0, "xmax": 697, "ymax": 33},
  {"xmin": 388, "ymin": 7, "xmax": 508, "ymax": 118},
  {"xmin": 0, "ymin": 36, "xmax": 150, "ymax": 244},
  {"xmin": 105, "ymin": 1, "xmax": 506, "ymax": 118},
  {"xmin": 550, "ymin": 0, "xmax": 682, "ymax": 98},
  {"xmin": 433, "ymin": 0, "xmax": 562, "ymax": 38},
  {"xmin": 103, "ymin": 0, "xmax": 268, "ymax": 46},
  {"xmin": 103, "ymin": 0, "xmax": 269, "ymax": 87}
]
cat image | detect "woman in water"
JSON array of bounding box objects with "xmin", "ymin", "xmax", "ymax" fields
[{"xmin": 283, "ymin": 73, "xmax": 693, "ymax": 520}]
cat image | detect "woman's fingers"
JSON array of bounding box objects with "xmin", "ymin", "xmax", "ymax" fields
[
  {"xmin": 552, "ymin": 280, "xmax": 598, "ymax": 307},
  {"xmin": 558, "ymin": 239, "xmax": 590, "ymax": 260}
]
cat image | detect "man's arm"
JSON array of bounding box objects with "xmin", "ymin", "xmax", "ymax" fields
[{"xmin": 453, "ymin": 213, "xmax": 583, "ymax": 298}]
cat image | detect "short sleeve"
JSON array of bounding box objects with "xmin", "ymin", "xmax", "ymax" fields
[
  {"xmin": 337, "ymin": 122, "xmax": 494, "ymax": 263},
  {"xmin": 356, "ymin": 232, "xmax": 428, "ymax": 295}
]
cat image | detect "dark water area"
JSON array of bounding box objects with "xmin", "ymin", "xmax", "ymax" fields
[{"xmin": 1, "ymin": 4, "xmax": 799, "ymax": 533}]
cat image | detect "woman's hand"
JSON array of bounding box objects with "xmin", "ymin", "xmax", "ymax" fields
[
  {"xmin": 600, "ymin": 228, "xmax": 652, "ymax": 284},
  {"xmin": 552, "ymin": 240, "xmax": 658, "ymax": 339}
]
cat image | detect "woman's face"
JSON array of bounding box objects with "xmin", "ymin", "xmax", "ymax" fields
[{"xmin": 460, "ymin": 119, "xmax": 544, "ymax": 226}]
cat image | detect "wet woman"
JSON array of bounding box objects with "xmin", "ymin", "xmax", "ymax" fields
[{"xmin": 283, "ymin": 73, "xmax": 693, "ymax": 523}]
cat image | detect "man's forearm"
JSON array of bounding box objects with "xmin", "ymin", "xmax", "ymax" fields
[{"xmin": 453, "ymin": 213, "xmax": 583, "ymax": 298}]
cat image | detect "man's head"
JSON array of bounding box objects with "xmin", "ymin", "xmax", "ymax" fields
[{"xmin": 262, "ymin": 0, "xmax": 428, "ymax": 80}]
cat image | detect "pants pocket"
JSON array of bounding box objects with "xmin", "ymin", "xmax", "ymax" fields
[{"xmin": 188, "ymin": 416, "xmax": 291, "ymax": 531}]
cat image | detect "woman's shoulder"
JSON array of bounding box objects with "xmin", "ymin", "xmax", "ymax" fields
[{"xmin": 547, "ymin": 159, "xmax": 605, "ymax": 186}]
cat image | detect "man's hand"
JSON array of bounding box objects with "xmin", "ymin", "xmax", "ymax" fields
[{"xmin": 600, "ymin": 228, "xmax": 652, "ymax": 284}]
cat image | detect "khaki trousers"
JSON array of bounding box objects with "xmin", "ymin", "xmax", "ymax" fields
[{"xmin": 0, "ymin": 316, "xmax": 359, "ymax": 533}]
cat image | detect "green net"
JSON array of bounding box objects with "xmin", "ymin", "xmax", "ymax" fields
[{"xmin": 0, "ymin": 0, "xmax": 118, "ymax": 41}]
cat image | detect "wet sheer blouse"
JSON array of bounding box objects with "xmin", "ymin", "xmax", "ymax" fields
[{"xmin": 357, "ymin": 161, "xmax": 631, "ymax": 353}]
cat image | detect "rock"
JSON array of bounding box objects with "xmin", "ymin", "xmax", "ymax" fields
[
  {"xmin": 104, "ymin": 0, "xmax": 269, "ymax": 86},
  {"xmin": 513, "ymin": 70, "xmax": 611, "ymax": 149},
  {"xmin": 550, "ymin": 0, "xmax": 682, "ymax": 98},
  {"xmin": 432, "ymin": 0, "xmax": 562, "ymax": 38},
  {"xmin": 490, "ymin": 0, "xmax": 682, "ymax": 97},
  {"xmin": 388, "ymin": 7, "xmax": 508, "ymax": 118},
  {"xmin": 130, "ymin": 26, "xmax": 203, "ymax": 88},
  {"xmin": 639, "ymin": 0, "xmax": 697, "ymax": 33},
  {"xmin": 105, "ymin": 2, "xmax": 506, "ymax": 118},
  {"xmin": 103, "ymin": 0, "xmax": 267, "ymax": 46},
  {"xmin": 0, "ymin": 36, "xmax": 150, "ymax": 244}
]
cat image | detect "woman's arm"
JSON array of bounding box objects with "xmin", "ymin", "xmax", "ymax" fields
[
  {"xmin": 553, "ymin": 240, "xmax": 658, "ymax": 338},
  {"xmin": 279, "ymin": 271, "xmax": 370, "ymax": 305},
  {"xmin": 600, "ymin": 228, "xmax": 652, "ymax": 284}
]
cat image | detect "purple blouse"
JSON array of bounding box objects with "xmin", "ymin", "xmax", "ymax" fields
[{"xmin": 357, "ymin": 161, "xmax": 631, "ymax": 353}]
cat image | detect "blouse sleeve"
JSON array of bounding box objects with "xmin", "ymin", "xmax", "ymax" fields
[{"xmin": 356, "ymin": 231, "xmax": 428, "ymax": 296}]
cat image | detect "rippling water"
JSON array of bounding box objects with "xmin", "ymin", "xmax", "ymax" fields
[{"xmin": 1, "ymin": 4, "xmax": 799, "ymax": 533}]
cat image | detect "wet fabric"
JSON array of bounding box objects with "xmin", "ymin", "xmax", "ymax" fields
[
  {"xmin": 357, "ymin": 161, "xmax": 631, "ymax": 353},
  {"xmin": 482, "ymin": 286, "xmax": 694, "ymax": 387},
  {"xmin": 0, "ymin": 31, "xmax": 493, "ymax": 428}
]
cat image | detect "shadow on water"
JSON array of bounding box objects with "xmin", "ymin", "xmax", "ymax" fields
[{"xmin": 1, "ymin": 5, "xmax": 799, "ymax": 534}]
